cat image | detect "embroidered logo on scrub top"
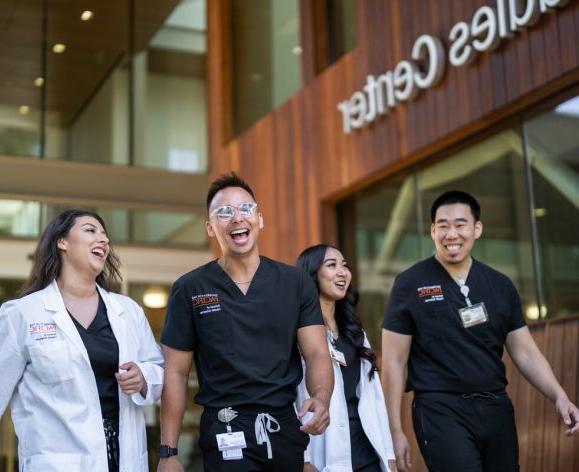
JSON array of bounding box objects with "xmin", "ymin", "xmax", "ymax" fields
[
  {"xmin": 29, "ymin": 322, "xmax": 58, "ymax": 341},
  {"xmin": 417, "ymin": 285, "xmax": 444, "ymax": 303},
  {"xmin": 192, "ymin": 293, "xmax": 222, "ymax": 315}
]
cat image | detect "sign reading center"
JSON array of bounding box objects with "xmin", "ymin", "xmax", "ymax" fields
[{"xmin": 338, "ymin": 0, "xmax": 570, "ymax": 134}]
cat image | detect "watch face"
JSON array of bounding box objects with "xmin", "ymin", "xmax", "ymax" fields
[{"xmin": 159, "ymin": 445, "xmax": 178, "ymax": 457}]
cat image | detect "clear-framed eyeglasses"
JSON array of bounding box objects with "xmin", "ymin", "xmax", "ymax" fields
[{"xmin": 210, "ymin": 202, "xmax": 258, "ymax": 220}]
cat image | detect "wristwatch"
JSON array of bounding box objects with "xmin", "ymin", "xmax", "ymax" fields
[{"xmin": 159, "ymin": 445, "xmax": 179, "ymax": 458}]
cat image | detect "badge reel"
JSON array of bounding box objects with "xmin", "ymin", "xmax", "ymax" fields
[
  {"xmin": 458, "ymin": 284, "xmax": 488, "ymax": 328},
  {"xmin": 327, "ymin": 331, "xmax": 347, "ymax": 367},
  {"xmin": 216, "ymin": 407, "xmax": 247, "ymax": 461}
]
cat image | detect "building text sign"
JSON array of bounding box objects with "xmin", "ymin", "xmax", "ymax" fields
[{"xmin": 338, "ymin": 0, "xmax": 570, "ymax": 133}]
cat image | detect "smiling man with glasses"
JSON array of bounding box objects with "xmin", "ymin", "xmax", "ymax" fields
[{"xmin": 158, "ymin": 172, "xmax": 333, "ymax": 472}]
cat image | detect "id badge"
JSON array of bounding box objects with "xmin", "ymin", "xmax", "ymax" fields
[
  {"xmin": 216, "ymin": 431, "xmax": 247, "ymax": 451},
  {"xmin": 459, "ymin": 302, "xmax": 488, "ymax": 328},
  {"xmin": 222, "ymin": 448, "xmax": 243, "ymax": 461},
  {"xmin": 329, "ymin": 346, "xmax": 347, "ymax": 366}
]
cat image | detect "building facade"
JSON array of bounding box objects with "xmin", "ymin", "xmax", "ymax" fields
[{"xmin": 208, "ymin": 1, "xmax": 579, "ymax": 470}]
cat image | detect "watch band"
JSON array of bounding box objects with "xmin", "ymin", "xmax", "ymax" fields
[{"xmin": 159, "ymin": 445, "xmax": 179, "ymax": 458}]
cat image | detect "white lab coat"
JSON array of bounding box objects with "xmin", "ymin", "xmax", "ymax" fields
[
  {"xmin": 296, "ymin": 334, "xmax": 395, "ymax": 472},
  {"xmin": 0, "ymin": 280, "xmax": 164, "ymax": 472}
]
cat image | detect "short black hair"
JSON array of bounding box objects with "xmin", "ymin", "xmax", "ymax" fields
[
  {"xmin": 206, "ymin": 172, "xmax": 256, "ymax": 211},
  {"xmin": 430, "ymin": 190, "xmax": 481, "ymax": 222}
]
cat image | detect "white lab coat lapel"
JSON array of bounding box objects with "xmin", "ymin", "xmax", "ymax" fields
[{"xmin": 44, "ymin": 280, "xmax": 91, "ymax": 367}]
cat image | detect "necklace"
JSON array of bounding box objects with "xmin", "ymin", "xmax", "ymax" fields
[
  {"xmin": 219, "ymin": 258, "xmax": 257, "ymax": 286},
  {"xmin": 448, "ymin": 258, "xmax": 473, "ymax": 286}
]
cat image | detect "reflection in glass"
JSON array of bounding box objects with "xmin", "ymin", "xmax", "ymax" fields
[
  {"xmin": 341, "ymin": 174, "xmax": 421, "ymax": 348},
  {"xmin": 328, "ymin": 0, "xmax": 357, "ymax": 63},
  {"xmin": 0, "ymin": 1, "xmax": 208, "ymax": 174},
  {"xmin": 134, "ymin": 0, "xmax": 207, "ymax": 172},
  {"xmin": 231, "ymin": 0, "xmax": 301, "ymax": 134},
  {"xmin": 44, "ymin": 1, "xmax": 130, "ymax": 163},
  {"xmin": 0, "ymin": 201, "xmax": 40, "ymax": 238},
  {"xmin": 418, "ymin": 130, "xmax": 536, "ymax": 312},
  {"xmin": 339, "ymin": 129, "xmax": 542, "ymax": 347},
  {"xmin": 0, "ymin": 200, "xmax": 207, "ymax": 249},
  {"xmin": 0, "ymin": 3, "xmax": 43, "ymax": 157},
  {"xmin": 524, "ymin": 95, "xmax": 579, "ymax": 319}
]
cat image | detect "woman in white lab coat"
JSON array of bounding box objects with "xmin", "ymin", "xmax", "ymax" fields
[
  {"xmin": 0, "ymin": 209, "xmax": 164, "ymax": 472},
  {"xmin": 296, "ymin": 244, "xmax": 396, "ymax": 472}
]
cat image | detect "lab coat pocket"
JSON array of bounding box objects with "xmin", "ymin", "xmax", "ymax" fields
[
  {"xmin": 28, "ymin": 340, "xmax": 73, "ymax": 384},
  {"xmin": 24, "ymin": 452, "xmax": 81, "ymax": 471}
]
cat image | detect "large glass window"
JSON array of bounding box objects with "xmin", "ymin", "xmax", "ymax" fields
[
  {"xmin": 134, "ymin": 0, "xmax": 208, "ymax": 172},
  {"xmin": 327, "ymin": 0, "xmax": 357, "ymax": 63},
  {"xmin": 0, "ymin": 0, "xmax": 207, "ymax": 174},
  {"xmin": 523, "ymin": 94, "xmax": 579, "ymax": 319},
  {"xmin": 231, "ymin": 0, "xmax": 301, "ymax": 134},
  {"xmin": 339, "ymin": 129, "xmax": 542, "ymax": 346},
  {"xmin": 0, "ymin": 200, "xmax": 207, "ymax": 249},
  {"xmin": 0, "ymin": 3, "xmax": 43, "ymax": 157}
]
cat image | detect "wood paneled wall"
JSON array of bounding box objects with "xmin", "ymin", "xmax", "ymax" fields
[{"xmin": 208, "ymin": 0, "xmax": 579, "ymax": 261}]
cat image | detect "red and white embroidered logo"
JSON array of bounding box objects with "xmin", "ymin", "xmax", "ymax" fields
[
  {"xmin": 191, "ymin": 293, "xmax": 221, "ymax": 315},
  {"xmin": 29, "ymin": 322, "xmax": 58, "ymax": 341},
  {"xmin": 417, "ymin": 285, "xmax": 444, "ymax": 303}
]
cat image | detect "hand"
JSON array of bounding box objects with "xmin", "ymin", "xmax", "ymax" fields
[
  {"xmin": 303, "ymin": 462, "xmax": 318, "ymax": 472},
  {"xmin": 116, "ymin": 362, "xmax": 146, "ymax": 396},
  {"xmin": 388, "ymin": 459, "xmax": 398, "ymax": 471},
  {"xmin": 297, "ymin": 397, "xmax": 329, "ymax": 435},
  {"xmin": 555, "ymin": 396, "xmax": 579, "ymax": 436},
  {"xmin": 392, "ymin": 430, "xmax": 412, "ymax": 471},
  {"xmin": 157, "ymin": 457, "xmax": 183, "ymax": 472}
]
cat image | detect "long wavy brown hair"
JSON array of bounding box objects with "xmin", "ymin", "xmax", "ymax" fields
[{"xmin": 19, "ymin": 209, "xmax": 122, "ymax": 297}]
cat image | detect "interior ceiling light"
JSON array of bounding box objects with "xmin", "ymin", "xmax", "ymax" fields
[
  {"xmin": 19, "ymin": 105, "xmax": 30, "ymax": 115},
  {"xmin": 34, "ymin": 77, "xmax": 44, "ymax": 87},
  {"xmin": 52, "ymin": 43, "xmax": 66, "ymax": 54},
  {"xmin": 143, "ymin": 287, "xmax": 168, "ymax": 309},
  {"xmin": 533, "ymin": 208, "xmax": 547, "ymax": 217},
  {"xmin": 292, "ymin": 46, "xmax": 302, "ymax": 55},
  {"xmin": 80, "ymin": 10, "xmax": 94, "ymax": 21}
]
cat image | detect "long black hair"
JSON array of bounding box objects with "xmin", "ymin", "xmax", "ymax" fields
[
  {"xmin": 19, "ymin": 209, "xmax": 122, "ymax": 297},
  {"xmin": 297, "ymin": 244, "xmax": 378, "ymax": 379}
]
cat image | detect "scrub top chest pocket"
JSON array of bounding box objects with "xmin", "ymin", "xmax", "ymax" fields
[
  {"xmin": 27, "ymin": 340, "xmax": 74, "ymax": 384},
  {"xmin": 414, "ymin": 305, "xmax": 462, "ymax": 343}
]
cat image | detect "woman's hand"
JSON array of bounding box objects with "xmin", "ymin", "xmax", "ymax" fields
[{"xmin": 116, "ymin": 361, "xmax": 147, "ymax": 397}]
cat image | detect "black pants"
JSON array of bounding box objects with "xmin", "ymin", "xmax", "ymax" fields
[
  {"xmin": 199, "ymin": 404, "xmax": 309, "ymax": 471},
  {"xmin": 103, "ymin": 417, "xmax": 120, "ymax": 472},
  {"xmin": 412, "ymin": 391, "xmax": 519, "ymax": 472}
]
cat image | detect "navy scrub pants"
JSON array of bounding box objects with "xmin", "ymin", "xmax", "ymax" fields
[
  {"xmin": 412, "ymin": 391, "xmax": 520, "ymax": 472},
  {"xmin": 199, "ymin": 404, "xmax": 309, "ymax": 472}
]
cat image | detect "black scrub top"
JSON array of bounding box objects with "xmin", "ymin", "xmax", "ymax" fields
[
  {"xmin": 70, "ymin": 295, "xmax": 120, "ymax": 419},
  {"xmin": 333, "ymin": 335, "xmax": 380, "ymax": 470},
  {"xmin": 383, "ymin": 257, "xmax": 526, "ymax": 393},
  {"xmin": 161, "ymin": 256, "xmax": 324, "ymax": 407}
]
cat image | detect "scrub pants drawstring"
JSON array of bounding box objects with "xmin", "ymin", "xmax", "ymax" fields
[{"xmin": 254, "ymin": 413, "xmax": 280, "ymax": 459}]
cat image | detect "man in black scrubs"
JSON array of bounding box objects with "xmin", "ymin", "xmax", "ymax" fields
[
  {"xmin": 158, "ymin": 173, "xmax": 333, "ymax": 471},
  {"xmin": 381, "ymin": 190, "xmax": 579, "ymax": 472}
]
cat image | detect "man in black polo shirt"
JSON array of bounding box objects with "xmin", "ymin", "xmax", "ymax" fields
[
  {"xmin": 382, "ymin": 190, "xmax": 579, "ymax": 472},
  {"xmin": 158, "ymin": 173, "xmax": 333, "ymax": 471}
]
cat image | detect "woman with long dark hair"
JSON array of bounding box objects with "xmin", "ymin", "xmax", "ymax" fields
[
  {"xmin": 0, "ymin": 209, "xmax": 164, "ymax": 472},
  {"xmin": 296, "ymin": 244, "xmax": 396, "ymax": 472}
]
